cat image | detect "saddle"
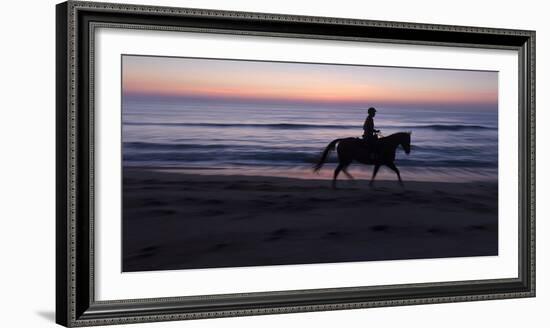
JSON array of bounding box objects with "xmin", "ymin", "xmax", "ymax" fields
[{"xmin": 359, "ymin": 137, "xmax": 380, "ymax": 160}]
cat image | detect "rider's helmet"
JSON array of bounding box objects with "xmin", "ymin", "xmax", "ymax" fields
[{"xmin": 368, "ymin": 107, "xmax": 377, "ymax": 115}]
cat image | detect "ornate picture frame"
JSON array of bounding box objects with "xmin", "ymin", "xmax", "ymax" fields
[{"xmin": 56, "ymin": 1, "xmax": 535, "ymax": 326}]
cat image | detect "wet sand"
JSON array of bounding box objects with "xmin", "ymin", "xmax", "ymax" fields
[{"xmin": 122, "ymin": 167, "xmax": 498, "ymax": 272}]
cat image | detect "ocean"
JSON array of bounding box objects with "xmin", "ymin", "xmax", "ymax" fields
[{"xmin": 122, "ymin": 98, "xmax": 498, "ymax": 182}]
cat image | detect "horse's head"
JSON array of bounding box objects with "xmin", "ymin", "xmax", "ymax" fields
[{"xmin": 401, "ymin": 131, "xmax": 412, "ymax": 155}]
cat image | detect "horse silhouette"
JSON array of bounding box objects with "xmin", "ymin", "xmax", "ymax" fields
[{"xmin": 313, "ymin": 132, "xmax": 412, "ymax": 188}]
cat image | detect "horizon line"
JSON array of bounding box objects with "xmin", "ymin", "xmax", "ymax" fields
[{"xmin": 122, "ymin": 91, "xmax": 498, "ymax": 111}]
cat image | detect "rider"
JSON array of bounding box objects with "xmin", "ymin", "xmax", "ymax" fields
[{"xmin": 362, "ymin": 107, "xmax": 380, "ymax": 159}]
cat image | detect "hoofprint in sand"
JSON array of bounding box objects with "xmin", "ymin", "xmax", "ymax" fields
[{"xmin": 122, "ymin": 167, "xmax": 497, "ymax": 272}]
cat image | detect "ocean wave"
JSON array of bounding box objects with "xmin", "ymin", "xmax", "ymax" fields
[
  {"xmin": 125, "ymin": 142, "xmax": 234, "ymax": 150},
  {"xmin": 124, "ymin": 122, "xmax": 353, "ymax": 129},
  {"xmin": 398, "ymin": 124, "xmax": 495, "ymax": 131},
  {"xmin": 124, "ymin": 142, "xmax": 320, "ymax": 152},
  {"xmin": 125, "ymin": 142, "xmax": 494, "ymax": 155},
  {"xmin": 124, "ymin": 121, "xmax": 496, "ymax": 131},
  {"xmin": 123, "ymin": 150, "xmax": 497, "ymax": 168}
]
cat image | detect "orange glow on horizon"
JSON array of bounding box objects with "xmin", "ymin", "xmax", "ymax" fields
[{"xmin": 122, "ymin": 56, "xmax": 498, "ymax": 108}]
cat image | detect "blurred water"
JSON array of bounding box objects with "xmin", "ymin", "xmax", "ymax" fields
[{"xmin": 122, "ymin": 98, "xmax": 498, "ymax": 182}]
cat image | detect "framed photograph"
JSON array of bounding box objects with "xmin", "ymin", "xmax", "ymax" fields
[{"xmin": 56, "ymin": 1, "xmax": 535, "ymax": 326}]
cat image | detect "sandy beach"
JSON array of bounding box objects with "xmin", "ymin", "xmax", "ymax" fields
[{"xmin": 122, "ymin": 167, "xmax": 498, "ymax": 272}]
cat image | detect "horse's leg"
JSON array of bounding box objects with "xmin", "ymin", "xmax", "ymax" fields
[
  {"xmin": 332, "ymin": 163, "xmax": 344, "ymax": 189},
  {"xmin": 343, "ymin": 168, "xmax": 354, "ymax": 181},
  {"xmin": 386, "ymin": 162, "xmax": 403, "ymax": 186},
  {"xmin": 369, "ymin": 164, "xmax": 380, "ymax": 187}
]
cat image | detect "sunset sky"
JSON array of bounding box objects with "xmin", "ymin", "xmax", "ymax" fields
[{"xmin": 122, "ymin": 55, "xmax": 498, "ymax": 110}]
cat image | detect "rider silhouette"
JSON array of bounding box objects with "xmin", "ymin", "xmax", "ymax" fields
[{"xmin": 362, "ymin": 107, "xmax": 380, "ymax": 159}]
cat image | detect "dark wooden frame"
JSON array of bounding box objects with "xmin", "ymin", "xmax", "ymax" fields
[{"xmin": 56, "ymin": 1, "xmax": 535, "ymax": 326}]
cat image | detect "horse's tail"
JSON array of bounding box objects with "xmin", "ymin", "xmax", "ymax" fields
[{"xmin": 313, "ymin": 138, "xmax": 344, "ymax": 172}]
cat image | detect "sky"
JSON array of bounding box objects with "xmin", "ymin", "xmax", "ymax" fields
[{"xmin": 122, "ymin": 55, "xmax": 498, "ymax": 111}]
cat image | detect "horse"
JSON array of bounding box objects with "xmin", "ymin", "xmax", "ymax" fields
[{"xmin": 313, "ymin": 132, "xmax": 412, "ymax": 188}]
